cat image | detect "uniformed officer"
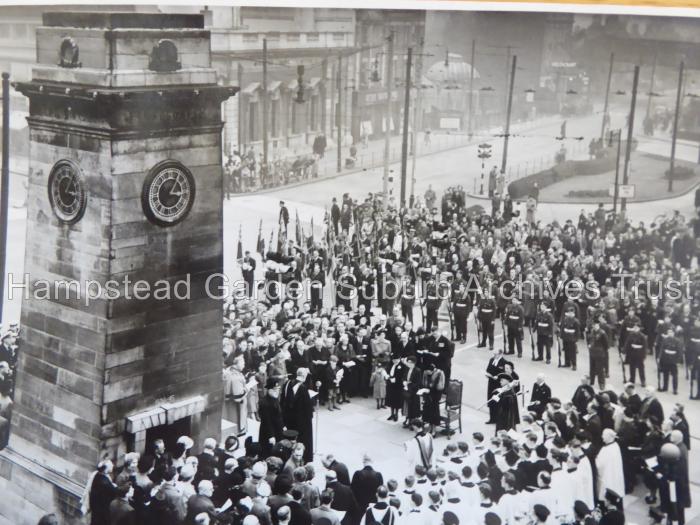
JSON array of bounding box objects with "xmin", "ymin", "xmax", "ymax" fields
[
  {"xmin": 560, "ymin": 309, "xmax": 581, "ymax": 370},
  {"xmin": 424, "ymin": 277, "xmax": 441, "ymax": 333},
  {"xmin": 658, "ymin": 326, "xmax": 683, "ymax": 395},
  {"xmin": 400, "ymin": 280, "xmax": 416, "ymax": 324},
  {"xmin": 622, "ymin": 323, "xmax": 648, "ymax": 387},
  {"xmin": 452, "ymin": 281, "xmax": 472, "ymax": 344},
  {"xmin": 588, "ymin": 318, "xmax": 609, "ymax": 390},
  {"xmin": 504, "ymin": 297, "xmax": 525, "ymax": 357},
  {"xmin": 688, "ymin": 317, "xmax": 700, "ymax": 400},
  {"xmin": 535, "ymin": 302, "xmax": 555, "ymax": 363},
  {"xmin": 477, "ymin": 290, "xmax": 497, "ymax": 349},
  {"xmin": 619, "ymin": 308, "xmax": 641, "ymax": 352},
  {"xmin": 336, "ymin": 266, "xmax": 356, "ymax": 311}
]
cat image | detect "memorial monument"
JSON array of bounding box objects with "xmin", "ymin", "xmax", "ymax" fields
[{"xmin": 0, "ymin": 12, "xmax": 236, "ymax": 524}]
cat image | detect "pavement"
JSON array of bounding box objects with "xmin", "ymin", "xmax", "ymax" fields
[{"xmin": 3, "ymin": 105, "xmax": 700, "ymax": 522}]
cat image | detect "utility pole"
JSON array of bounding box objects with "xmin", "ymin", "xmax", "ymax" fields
[
  {"xmin": 468, "ymin": 39, "xmax": 476, "ymax": 137},
  {"xmin": 601, "ymin": 52, "xmax": 614, "ymax": 140},
  {"xmin": 382, "ymin": 31, "xmax": 394, "ymax": 210},
  {"xmin": 503, "ymin": 45, "xmax": 512, "ymax": 114},
  {"xmin": 321, "ymin": 57, "xmax": 327, "ymax": 143},
  {"xmin": 262, "ymin": 39, "xmax": 269, "ymax": 178},
  {"xmin": 337, "ymin": 54, "xmax": 343, "ymax": 174},
  {"xmin": 0, "ymin": 72, "xmax": 10, "ymax": 324},
  {"xmin": 500, "ymin": 55, "xmax": 517, "ymax": 177},
  {"xmin": 237, "ymin": 63, "xmax": 244, "ymax": 153},
  {"xmin": 645, "ymin": 53, "xmax": 657, "ymax": 118},
  {"xmin": 621, "ymin": 65, "xmax": 639, "ymax": 216},
  {"xmin": 409, "ymin": 37, "xmax": 424, "ymax": 206},
  {"xmin": 400, "ymin": 47, "xmax": 413, "ymax": 209},
  {"xmin": 669, "ymin": 61, "xmax": 684, "ymax": 193},
  {"xmin": 612, "ymin": 129, "xmax": 622, "ymax": 214}
]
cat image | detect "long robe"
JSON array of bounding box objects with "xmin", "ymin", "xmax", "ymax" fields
[
  {"xmin": 281, "ymin": 380, "xmax": 315, "ymax": 462},
  {"xmin": 495, "ymin": 389, "xmax": 520, "ymax": 432},
  {"xmin": 574, "ymin": 456, "xmax": 595, "ymax": 510},
  {"xmin": 595, "ymin": 441, "xmax": 625, "ymax": 500},
  {"xmin": 258, "ymin": 394, "xmax": 284, "ymax": 456}
]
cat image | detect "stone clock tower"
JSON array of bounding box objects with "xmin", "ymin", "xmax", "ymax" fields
[{"xmin": 0, "ymin": 12, "xmax": 236, "ymax": 524}]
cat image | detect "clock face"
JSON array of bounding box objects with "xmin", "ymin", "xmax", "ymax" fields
[
  {"xmin": 142, "ymin": 160, "xmax": 195, "ymax": 226},
  {"xmin": 48, "ymin": 160, "xmax": 87, "ymax": 224}
]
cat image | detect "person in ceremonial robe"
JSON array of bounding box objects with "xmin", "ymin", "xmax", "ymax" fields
[
  {"xmin": 485, "ymin": 348, "xmax": 506, "ymax": 424},
  {"xmin": 595, "ymin": 429, "xmax": 625, "ymax": 501},
  {"xmin": 492, "ymin": 374, "xmax": 519, "ymax": 432},
  {"xmin": 402, "ymin": 356, "xmax": 422, "ymax": 428},
  {"xmin": 258, "ymin": 378, "xmax": 285, "ymax": 456},
  {"xmin": 405, "ymin": 423, "xmax": 435, "ymax": 471},
  {"xmin": 281, "ymin": 368, "xmax": 315, "ymax": 462}
]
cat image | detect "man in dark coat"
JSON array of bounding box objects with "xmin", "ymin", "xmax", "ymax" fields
[
  {"xmin": 528, "ymin": 373, "xmax": 551, "ymax": 420},
  {"xmin": 259, "ymin": 379, "xmax": 285, "ymax": 456},
  {"xmin": 326, "ymin": 470, "xmax": 360, "ymax": 525},
  {"xmin": 400, "ymin": 356, "xmax": 422, "ymax": 427},
  {"xmin": 241, "ymin": 251, "xmax": 257, "ymax": 298},
  {"xmin": 322, "ymin": 455, "xmax": 351, "ymax": 486},
  {"xmin": 331, "ymin": 197, "xmax": 341, "ymax": 236},
  {"xmin": 89, "ymin": 460, "xmax": 119, "ymax": 525},
  {"xmin": 279, "ymin": 201, "xmax": 290, "ymax": 233},
  {"xmin": 281, "ymin": 369, "xmax": 315, "ymax": 462},
  {"xmin": 485, "ymin": 348, "xmax": 506, "ymax": 424},
  {"xmin": 350, "ymin": 455, "xmax": 384, "ymax": 511}
]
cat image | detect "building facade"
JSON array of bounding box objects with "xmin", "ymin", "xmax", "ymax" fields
[
  {"xmin": 209, "ymin": 6, "xmax": 357, "ymax": 158},
  {"xmin": 352, "ymin": 10, "xmax": 426, "ymax": 141}
]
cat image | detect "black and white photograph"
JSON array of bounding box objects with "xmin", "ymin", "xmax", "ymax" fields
[{"xmin": 0, "ymin": 1, "xmax": 699, "ymax": 524}]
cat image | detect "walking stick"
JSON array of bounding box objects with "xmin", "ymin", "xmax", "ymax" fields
[
  {"xmin": 528, "ymin": 322, "xmax": 535, "ymax": 360},
  {"xmin": 314, "ymin": 381, "xmax": 321, "ymax": 456},
  {"xmin": 656, "ymin": 357, "xmax": 661, "ymax": 391}
]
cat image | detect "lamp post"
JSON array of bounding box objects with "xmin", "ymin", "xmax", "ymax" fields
[
  {"xmin": 621, "ymin": 65, "xmax": 640, "ymax": 216},
  {"xmin": 0, "ymin": 72, "xmax": 9, "ymax": 325},
  {"xmin": 669, "ymin": 61, "xmax": 684, "ymax": 193},
  {"xmin": 500, "ymin": 55, "xmax": 517, "ymax": 178}
]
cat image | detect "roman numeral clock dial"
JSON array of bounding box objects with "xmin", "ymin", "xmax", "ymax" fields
[
  {"xmin": 142, "ymin": 160, "xmax": 196, "ymax": 226},
  {"xmin": 47, "ymin": 160, "xmax": 88, "ymax": 224}
]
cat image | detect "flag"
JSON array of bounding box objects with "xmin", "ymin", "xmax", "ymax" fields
[
  {"xmin": 267, "ymin": 229, "xmax": 274, "ymax": 259},
  {"xmin": 310, "ymin": 216, "xmax": 315, "ymax": 245},
  {"xmin": 236, "ymin": 224, "xmax": 243, "ymax": 260},
  {"xmin": 295, "ymin": 209, "xmax": 302, "ymax": 245},
  {"xmin": 256, "ymin": 219, "xmax": 264, "ymax": 255}
]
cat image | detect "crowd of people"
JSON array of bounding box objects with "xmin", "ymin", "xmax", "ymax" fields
[
  {"xmin": 0, "ymin": 321, "xmax": 19, "ymax": 448},
  {"xmin": 48, "ymin": 184, "xmax": 700, "ymax": 525}
]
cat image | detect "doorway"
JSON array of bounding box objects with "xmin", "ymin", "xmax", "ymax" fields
[{"xmin": 144, "ymin": 416, "xmax": 191, "ymax": 454}]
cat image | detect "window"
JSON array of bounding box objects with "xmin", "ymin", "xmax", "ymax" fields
[
  {"xmin": 267, "ymin": 32, "xmax": 280, "ymax": 42},
  {"xmin": 306, "ymin": 32, "xmax": 319, "ymax": 42},
  {"xmin": 242, "ymin": 33, "xmax": 258, "ymax": 43},
  {"xmin": 333, "ymin": 32, "xmax": 345, "ymax": 42},
  {"xmin": 287, "ymin": 32, "xmax": 300, "ymax": 42}
]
